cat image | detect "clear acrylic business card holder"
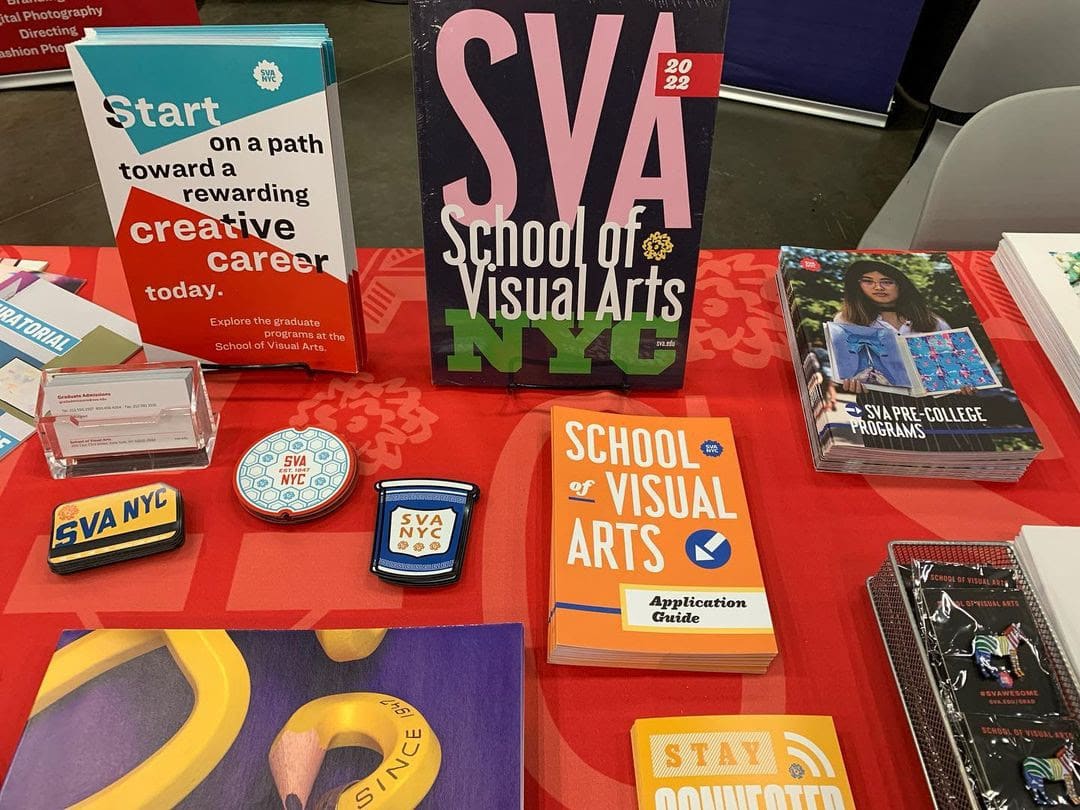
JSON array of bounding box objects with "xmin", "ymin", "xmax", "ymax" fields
[{"xmin": 36, "ymin": 361, "xmax": 218, "ymax": 479}]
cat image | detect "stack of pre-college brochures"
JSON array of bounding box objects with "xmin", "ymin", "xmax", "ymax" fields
[
  {"xmin": 777, "ymin": 247, "xmax": 1041, "ymax": 481},
  {"xmin": 992, "ymin": 234, "xmax": 1080, "ymax": 413},
  {"xmin": 68, "ymin": 25, "xmax": 365, "ymax": 373}
]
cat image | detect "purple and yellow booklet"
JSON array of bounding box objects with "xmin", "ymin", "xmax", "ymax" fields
[{"xmin": 0, "ymin": 624, "xmax": 524, "ymax": 808}]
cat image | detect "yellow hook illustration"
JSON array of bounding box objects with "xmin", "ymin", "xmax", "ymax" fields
[
  {"xmin": 30, "ymin": 629, "xmax": 250, "ymax": 810},
  {"xmin": 269, "ymin": 692, "xmax": 441, "ymax": 810},
  {"xmin": 314, "ymin": 628, "xmax": 388, "ymax": 662}
]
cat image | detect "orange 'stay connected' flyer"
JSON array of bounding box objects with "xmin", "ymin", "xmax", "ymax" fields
[{"xmin": 631, "ymin": 715, "xmax": 857, "ymax": 809}]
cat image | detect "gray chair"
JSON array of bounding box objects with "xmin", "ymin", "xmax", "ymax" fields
[
  {"xmin": 859, "ymin": 0, "xmax": 1080, "ymax": 249},
  {"xmin": 931, "ymin": 0, "xmax": 1080, "ymax": 115},
  {"xmin": 903, "ymin": 86, "xmax": 1080, "ymax": 250}
]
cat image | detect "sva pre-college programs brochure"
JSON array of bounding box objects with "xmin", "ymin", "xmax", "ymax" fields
[{"xmin": 68, "ymin": 25, "xmax": 364, "ymax": 372}]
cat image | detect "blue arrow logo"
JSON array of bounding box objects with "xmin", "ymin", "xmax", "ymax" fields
[{"xmin": 685, "ymin": 529, "xmax": 732, "ymax": 569}]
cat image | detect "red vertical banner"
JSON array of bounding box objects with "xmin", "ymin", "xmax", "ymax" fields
[{"xmin": 0, "ymin": 0, "xmax": 199, "ymax": 80}]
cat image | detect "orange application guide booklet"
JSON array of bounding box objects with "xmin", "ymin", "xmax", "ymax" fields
[
  {"xmin": 548, "ymin": 406, "xmax": 777, "ymax": 671},
  {"xmin": 631, "ymin": 715, "xmax": 857, "ymax": 810}
]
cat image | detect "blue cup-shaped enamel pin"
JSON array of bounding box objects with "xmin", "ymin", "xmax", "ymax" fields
[{"xmin": 370, "ymin": 478, "xmax": 480, "ymax": 586}]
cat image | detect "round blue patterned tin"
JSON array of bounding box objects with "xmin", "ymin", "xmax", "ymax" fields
[{"xmin": 234, "ymin": 427, "xmax": 357, "ymax": 522}]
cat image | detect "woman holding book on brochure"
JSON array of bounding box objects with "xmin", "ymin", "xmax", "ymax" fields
[
  {"xmin": 831, "ymin": 260, "xmax": 982, "ymax": 453},
  {"xmin": 833, "ymin": 260, "xmax": 974, "ymax": 396}
]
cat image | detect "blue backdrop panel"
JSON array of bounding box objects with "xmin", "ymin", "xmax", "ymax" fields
[{"xmin": 723, "ymin": 0, "xmax": 928, "ymax": 114}]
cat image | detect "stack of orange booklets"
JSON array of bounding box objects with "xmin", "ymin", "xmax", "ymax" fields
[
  {"xmin": 548, "ymin": 406, "xmax": 777, "ymax": 672},
  {"xmin": 630, "ymin": 715, "xmax": 857, "ymax": 809}
]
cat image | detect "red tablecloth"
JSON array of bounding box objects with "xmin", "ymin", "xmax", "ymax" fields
[{"xmin": 1, "ymin": 245, "xmax": 1079, "ymax": 809}]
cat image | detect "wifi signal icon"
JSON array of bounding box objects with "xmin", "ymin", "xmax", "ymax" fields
[{"xmin": 783, "ymin": 731, "xmax": 836, "ymax": 778}]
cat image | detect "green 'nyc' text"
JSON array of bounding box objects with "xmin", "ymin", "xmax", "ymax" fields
[{"xmin": 445, "ymin": 310, "xmax": 678, "ymax": 375}]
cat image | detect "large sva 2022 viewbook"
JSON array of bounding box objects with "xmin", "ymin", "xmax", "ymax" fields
[
  {"xmin": 412, "ymin": 0, "xmax": 729, "ymax": 388},
  {"xmin": 68, "ymin": 25, "xmax": 365, "ymax": 372}
]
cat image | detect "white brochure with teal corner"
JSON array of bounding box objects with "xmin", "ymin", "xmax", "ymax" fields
[{"xmin": 67, "ymin": 26, "xmax": 364, "ymax": 373}]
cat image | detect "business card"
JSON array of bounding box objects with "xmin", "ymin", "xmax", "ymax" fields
[{"xmin": 43, "ymin": 375, "xmax": 198, "ymax": 457}]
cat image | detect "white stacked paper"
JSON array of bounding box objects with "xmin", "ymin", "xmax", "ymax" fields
[
  {"xmin": 992, "ymin": 234, "xmax": 1080, "ymax": 412},
  {"xmin": 1015, "ymin": 525, "xmax": 1080, "ymax": 682}
]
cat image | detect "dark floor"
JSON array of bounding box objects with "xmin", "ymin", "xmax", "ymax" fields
[{"xmin": 0, "ymin": 0, "xmax": 925, "ymax": 250}]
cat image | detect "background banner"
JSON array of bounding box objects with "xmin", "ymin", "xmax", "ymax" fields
[
  {"xmin": 723, "ymin": 0, "xmax": 927, "ymax": 116},
  {"xmin": 0, "ymin": 0, "xmax": 199, "ymax": 81}
]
